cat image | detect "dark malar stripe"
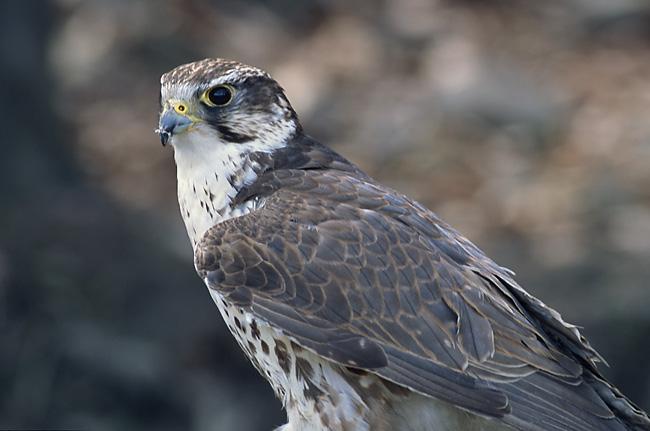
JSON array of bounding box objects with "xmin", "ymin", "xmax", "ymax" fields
[{"xmin": 216, "ymin": 124, "xmax": 255, "ymax": 143}]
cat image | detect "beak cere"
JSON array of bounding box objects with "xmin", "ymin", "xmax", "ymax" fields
[{"xmin": 157, "ymin": 109, "xmax": 193, "ymax": 146}]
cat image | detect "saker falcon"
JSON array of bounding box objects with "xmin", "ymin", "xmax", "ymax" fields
[{"xmin": 157, "ymin": 58, "xmax": 650, "ymax": 431}]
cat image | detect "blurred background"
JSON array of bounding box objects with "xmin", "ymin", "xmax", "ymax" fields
[{"xmin": 2, "ymin": 0, "xmax": 650, "ymax": 430}]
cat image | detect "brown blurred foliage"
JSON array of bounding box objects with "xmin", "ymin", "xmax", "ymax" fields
[{"xmin": 2, "ymin": 0, "xmax": 649, "ymax": 430}]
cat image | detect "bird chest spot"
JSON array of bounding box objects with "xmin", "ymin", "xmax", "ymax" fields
[
  {"xmin": 295, "ymin": 356, "xmax": 315, "ymax": 381},
  {"xmin": 274, "ymin": 340, "xmax": 292, "ymax": 373},
  {"xmin": 247, "ymin": 340, "xmax": 257, "ymax": 356},
  {"xmin": 250, "ymin": 319, "xmax": 261, "ymax": 340}
]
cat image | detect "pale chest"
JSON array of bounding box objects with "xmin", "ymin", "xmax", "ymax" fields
[
  {"xmin": 177, "ymin": 172, "xmax": 260, "ymax": 247},
  {"xmin": 208, "ymin": 289, "xmax": 294, "ymax": 399},
  {"xmin": 207, "ymin": 290, "xmax": 371, "ymax": 431},
  {"xmin": 173, "ymin": 137, "xmax": 264, "ymax": 247}
]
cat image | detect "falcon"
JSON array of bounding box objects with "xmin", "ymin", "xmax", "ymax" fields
[{"xmin": 157, "ymin": 58, "xmax": 649, "ymax": 431}]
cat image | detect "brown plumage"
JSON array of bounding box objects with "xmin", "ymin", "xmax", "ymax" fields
[
  {"xmin": 159, "ymin": 58, "xmax": 650, "ymax": 431},
  {"xmin": 194, "ymin": 136, "xmax": 649, "ymax": 431}
]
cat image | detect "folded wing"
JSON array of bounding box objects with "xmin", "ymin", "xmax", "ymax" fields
[{"xmin": 196, "ymin": 169, "xmax": 649, "ymax": 431}]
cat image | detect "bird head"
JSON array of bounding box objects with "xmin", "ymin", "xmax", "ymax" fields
[{"xmin": 157, "ymin": 58, "xmax": 299, "ymax": 149}]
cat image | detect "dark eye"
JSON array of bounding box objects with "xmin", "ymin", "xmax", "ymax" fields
[{"xmin": 206, "ymin": 85, "xmax": 233, "ymax": 106}]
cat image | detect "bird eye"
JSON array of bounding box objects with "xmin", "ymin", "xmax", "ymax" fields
[{"xmin": 204, "ymin": 85, "xmax": 233, "ymax": 107}]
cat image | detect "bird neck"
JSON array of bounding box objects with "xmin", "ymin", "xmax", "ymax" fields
[{"xmin": 172, "ymin": 124, "xmax": 293, "ymax": 247}]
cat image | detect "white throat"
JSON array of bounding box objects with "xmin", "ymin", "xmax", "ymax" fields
[{"xmin": 172, "ymin": 122, "xmax": 293, "ymax": 247}]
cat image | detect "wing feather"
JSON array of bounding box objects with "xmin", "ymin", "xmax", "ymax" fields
[{"xmin": 195, "ymin": 168, "xmax": 649, "ymax": 430}]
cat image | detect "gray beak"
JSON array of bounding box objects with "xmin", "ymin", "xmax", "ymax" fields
[{"xmin": 157, "ymin": 109, "xmax": 192, "ymax": 146}]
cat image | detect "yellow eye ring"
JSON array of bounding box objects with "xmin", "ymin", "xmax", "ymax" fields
[{"xmin": 201, "ymin": 85, "xmax": 234, "ymax": 107}]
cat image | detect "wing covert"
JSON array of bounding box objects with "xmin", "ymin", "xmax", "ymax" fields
[{"xmin": 195, "ymin": 168, "xmax": 647, "ymax": 431}]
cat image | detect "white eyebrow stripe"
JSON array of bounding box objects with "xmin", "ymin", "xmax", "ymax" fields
[
  {"xmin": 207, "ymin": 71, "xmax": 241, "ymax": 87},
  {"xmin": 207, "ymin": 68, "xmax": 270, "ymax": 87}
]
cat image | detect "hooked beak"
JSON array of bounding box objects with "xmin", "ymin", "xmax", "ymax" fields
[{"xmin": 156, "ymin": 109, "xmax": 193, "ymax": 146}]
